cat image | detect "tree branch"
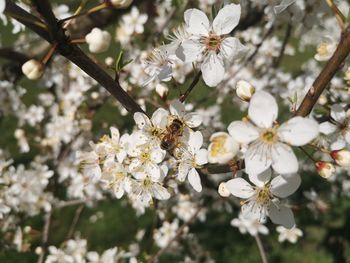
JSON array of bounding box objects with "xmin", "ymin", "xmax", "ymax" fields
[
  {"xmin": 295, "ymin": 25, "xmax": 350, "ymax": 117},
  {"xmin": 5, "ymin": 0, "xmax": 145, "ymax": 115}
]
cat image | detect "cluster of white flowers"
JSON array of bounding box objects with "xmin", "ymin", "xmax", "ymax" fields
[
  {"xmin": 78, "ymin": 100, "xmax": 207, "ymax": 209},
  {"xmin": 142, "ymin": 3, "xmax": 248, "ymax": 87},
  {"xmin": 44, "ymin": 238, "xmax": 137, "ymax": 263}
]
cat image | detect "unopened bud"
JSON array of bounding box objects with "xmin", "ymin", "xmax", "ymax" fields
[
  {"xmin": 22, "ymin": 59, "xmax": 44, "ymax": 80},
  {"xmin": 330, "ymin": 149, "xmax": 350, "ymax": 167},
  {"xmin": 85, "ymin": 28, "xmax": 111, "ymax": 53},
  {"xmin": 24, "ymin": 226, "xmax": 31, "ymax": 233},
  {"xmin": 236, "ymin": 80, "xmax": 255, "ymax": 102},
  {"xmin": 218, "ymin": 182, "xmax": 231, "ymax": 197},
  {"xmin": 155, "ymin": 83, "xmax": 168, "ymax": 98},
  {"xmin": 318, "ymin": 94, "xmax": 327, "ymax": 105},
  {"xmin": 109, "ymin": 0, "xmax": 133, "ymax": 8},
  {"xmin": 315, "ymin": 161, "xmax": 335, "ymax": 178}
]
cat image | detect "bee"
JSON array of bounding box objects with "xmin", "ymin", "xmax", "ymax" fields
[{"xmin": 160, "ymin": 118, "xmax": 184, "ymax": 151}]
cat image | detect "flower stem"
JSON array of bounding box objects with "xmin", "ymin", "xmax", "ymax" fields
[
  {"xmin": 255, "ymin": 234, "xmax": 268, "ymax": 263},
  {"xmin": 60, "ymin": 2, "xmax": 108, "ymax": 23}
]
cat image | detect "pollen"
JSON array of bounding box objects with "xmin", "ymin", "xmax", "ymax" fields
[
  {"xmin": 202, "ymin": 33, "xmax": 223, "ymax": 52},
  {"xmin": 260, "ymin": 128, "xmax": 277, "ymax": 144},
  {"xmin": 255, "ymin": 185, "xmax": 272, "ymax": 204},
  {"xmin": 210, "ymin": 135, "xmax": 228, "ymax": 157}
]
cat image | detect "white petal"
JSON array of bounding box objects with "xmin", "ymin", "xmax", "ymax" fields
[
  {"xmin": 268, "ymin": 203, "xmax": 295, "ymax": 229},
  {"xmin": 188, "ymin": 168, "xmax": 202, "ymax": 192},
  {"xmin": 271, "ymin": 143, "xmax": 298, "ymax": 174},
  {"xmin": 183, "ymin": 113, "xmax": 202, "ymax": 128},
  {"xmin": 270, "ymin": 174, "xmax": 301, "ymax": 198},
  {"xmin": 184, "ymin": 8, "xmax": 209, "ymax": 36},
  {"xmin": 196, "ymin": 149, "xmax": 208, "ymax": 165},
  {"xmin": 134, "ymin": 112, "xmax": 151, "ymax": 129},
  {"xmin": 129, "ymin": 158, "xmax": 142, "ymax": 172},
  {"xmin": 248, "ymin": 91, "xmax": 278, "ymax": 128},
  {"xmin": 227, "ymin": 121, "xmax": 259, "ymax": 144},
  {"xmin": 248, "ymin": 168, "xmax": 272, "ymax": 187},
  {"xmin": 242, "ymin": 201, "xmax": 267, "ymax": 222},
  {"xmin": 220, "ymin": 37, "xmax": 248, "ymax": 60},
  {"xmin": 178, "ymin": 163, "xmax": 190, "ymax": 181},
  {"xmin": 319, "ymin": 121, "xmax": 337, "ymax": 135},
  {"xmin": 225, "ymin": 178, "xmax": 254, "ymax": 198},
  {"xmin": 169, "ymin": 100, "xmax": 186, "ymax": 117},
  {"xmin": 145, "ymin": 163, "xmax": 161, "ymax": 180},
  {"xmin": 213, "ymin": 4, "xmax": 241, "ymax": 35},
  {"xmin": 345, "ymin": 130, "xmax": 350, "ymax": 144},
  {"xmin": 244, "ymin": 144, "xmax": 272, "ymax": 176},
  {"xmin": 330, "ymin": 137, "xmax": 346, "ymax": 150},
  {"xmin": 330, "ymin": 104, "xmax": 346, "ymax": 122},
  {"xmin": 151, "ymin": 183, "xmax": 171, "ymax": 200},
  {"xmin": 201, "ymin": 53, "xmax": 225, "ymax": 87},
  {"xmin": 180, "ymin": 39, "xmax": 204, "ymax": 63},
  {"xmin": 110, "ymin": 127, "xmax": 120, "ymax": 142},
  {"xmin": 150, "ymin": 148, "xmax": 166, "ymax": 163},
  {"xmin": 278, "ymin": 117, "xmax": 319, "ymax": 146},
  {"xmin": 188, "ymin": 131, "xmax": 203, "ymax": 152},
  {"xmin": 151, "ymin": 108, "xmax": 169, "ymax": 128}
]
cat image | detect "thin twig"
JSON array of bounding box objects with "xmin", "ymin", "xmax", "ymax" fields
[
  {"xmin": 148, "ymin": 207, "xmax": 202, "ymax": 263},
  {"xmin": 37, "ymin": 211, "xmax": 52, "ymax": 263},
  {"xmin": 325, "ymin": 0, "xmax": 346, "ymax": 31},
  {"xmin": 66, "ymin": 204, "xmax": 85, "ymax": 240},
  {"xmin": 255, "ymin": 234, "xmax": 268, "ymax": 263},
  {"xmin": 180, "ymin": 71, "xmax": 202, "ymax": 102},
  {"xmin": 273, "ymin": 20, "xmax": 292, "ymax": 68}
]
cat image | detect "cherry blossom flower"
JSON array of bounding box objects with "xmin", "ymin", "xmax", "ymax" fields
[
  {"xmin": 122, "ymin": 7, "xmax": 148, "ymax": 35},
  {"xmin": 177, "ymin": 131, "xmax": 208, "ymax": 192},
  {"xmin": 323, "ymin": 104, "xmax": 350, "ymax": 150},
  {"xmin": 276, "ymin": 226, "xmax": 303, "ymax": 243},
  {"xmin": 76, "ymin": 151, "xmax": 101, "ymax": 183},
  {"xmin": 101, "ymin": 160, "xmax": 130, "ymax": 199},
  {"xmin": 207, "ymin": 132, "xmax": 239, "ymax": 164},
  {"xmin": 142, "ymin": 48, "xmax": 173, "ymax": 86},
  {"xmin": 130, "ymin": 174, "xmax": 170, "ymax": 205},
  {"xmin": 228, "ymin": 90, "xmax": 319, "ymax": 175},
  {"xmin": 225, "ymin": 169, "xmax": 301, "ymax": 228},
  {"xmin": 180, "ymin": 4, "xmax": 248, "ymax": 86},
  {"xmin": 231, "ymin": 213, "xmax": 269, "ymax": 236}
]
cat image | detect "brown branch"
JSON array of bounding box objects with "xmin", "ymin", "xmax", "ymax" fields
[
  {"xmin": 37, "ymin": 211, "xmax": 52, "ymax": 263},
  {"xmin": 5, "ymin": 0, "xmax": 145, "ymax": 115},
  {"xmin": 66, "ymin": 204, "xmax": 84, "ymax": 240},
  {"xmin": 180, "ymin": 71, "xmax": 202, "ymax": 103},
  {"xmin": 295, "ymin": 25, "xmax": 350, "ymax": 117},
  {"xmin": 273, "ymin": 21, "xmax": 292, "ymax": 68}
]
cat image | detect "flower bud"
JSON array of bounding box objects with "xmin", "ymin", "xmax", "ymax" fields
[
  {"xmin": 315, "ymin": 161, "xmax": 335, "ymax": 178},
  {"xmin": 85, "ymin": 28, "xmax": 111, "ymax": 53},
  {"xmin": 330, "ymin": 149, "xmax": 350, "ymax": 167},
  {"xmin": 109, "ymin": 0, "xmax": 133, "ymax": 8},
  {"xmin": 218, "ymin": 182, "xmax": 231, "ymax": 197},
  {"xmin": 314, "ymin": 41, "xmax": 336, "ymax": 61},
  {"xmin": 22, "ymin": 59, "xmax": 44, "ymax": 80},
  {"xmin": 155, "ymin": 83, "xmax": 168, "ymax": 98},
  {"xmin": 236, "ymin": 80, "xmax": 255, "ymax": 102}
]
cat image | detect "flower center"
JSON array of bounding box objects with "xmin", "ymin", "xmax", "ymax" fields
[
  {"xmin": 203, "ymin": 33, "xmax": 222, "ymax": 52},
  {"xmin": 317, "ymin": 42, "xmax": 330, "ymax": 56},
  {"xmin": 140, "ymin": 151, "xmax": 150, "ymax": 162},
  {"xmin": 210, "ymin": 135, "xmax": 228, "ymax": 157},
  {"xmin": 255, "ymin": 184, "xmax": 272, "ymax": 204},
  {"xmin": 260, "ymin": 128, "xmax": 277, "ymax": 144}
]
